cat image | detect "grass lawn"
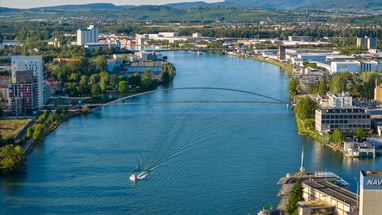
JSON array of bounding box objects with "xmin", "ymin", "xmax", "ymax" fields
[{"xmin": 0, "ymin": 119, "xmax": 32, "ymax": 139}]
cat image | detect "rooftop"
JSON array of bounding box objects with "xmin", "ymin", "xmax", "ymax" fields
[
  {"xmin": 361, "ymin": 170, "xmax": 382, "ymax": 177},
  {"xmin": 303, "ymin": 180, "xmax": 358, "ymax": 207}
]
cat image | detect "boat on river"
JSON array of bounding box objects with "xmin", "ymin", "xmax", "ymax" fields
[{"xmin": 129, "ymin": 171, "xmax": 148, "ymax": 182}]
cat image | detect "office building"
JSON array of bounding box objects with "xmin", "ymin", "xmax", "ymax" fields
[
  {"xmin": 315, "ymin": 107, "xmax": 371, "ymax": 134},
  {"xmin": 360, "ymin": 170, "xmax": 382, "ymax": 215}
]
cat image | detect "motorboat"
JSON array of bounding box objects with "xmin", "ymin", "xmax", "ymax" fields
[
  {"xmin": 129, "ymin": 174, "xmax": 137, "ymax": 182},
  {"xmin": 129, "ymin": 171, "xmax": 148, "ymax": 182}
]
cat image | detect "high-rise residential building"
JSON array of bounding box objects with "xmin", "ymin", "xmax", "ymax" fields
[
  {"xmin": 359, "ymin": 170, "xmax": 382, "ymax": 215},
  {"xmin": 357, "ymin": 36, "xmax": 377, "ymax": 49},
  {"xmin": 367, "ymin": 37, "xmax": 377, "ymax": 49},
  {"xmin": 77, "ymin": 25, "xmax": 99, "ymax": 46},
  {"xmin": 9, "ymin": 56, "xmax": 43, "ymax": 115}
]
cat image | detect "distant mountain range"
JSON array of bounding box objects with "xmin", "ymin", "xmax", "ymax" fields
[{"xmin": 1, "ymin": 0, "xmax": 382, "ymax": 12}]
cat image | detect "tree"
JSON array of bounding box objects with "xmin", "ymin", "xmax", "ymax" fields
[
  {"xmin": 95, "ymin": 55, "xmax": 107, "ymax": 71},
  {"xmin": 286, "ymin": 180, "xmax": 303, "ymax": 215},
  {"xmin": 0, "ymin": 144, "xmax": 26, "ymax": 172},
  {"xmin": 353, "ymin": 128, "xmax": 367, "ymax": 140},
  {"xmin": 288, "ymin": 77, "xmax": 300, "ymax": 97},
  {"xmin": 295, "ymin": 96, "xmax": 318, "ymax": 120},
  {"xmin": 118, "ymin": 80, "xmax": 129, "ymax": 93},
  {"xmin": 329, "ymin": 128, "xmax": 345, "ymax": 147},
  {"xmin": 128, "ymin": 73, "xmax": 142, "ymax": 88},
  {"xmin": 91, "ymin": 83, "xmax": 101, "ymax": 95}
]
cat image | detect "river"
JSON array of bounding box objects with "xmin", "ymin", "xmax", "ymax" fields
[{"xmin": 1, "ymin": 51, "xmax": 381, "ymax": 214}]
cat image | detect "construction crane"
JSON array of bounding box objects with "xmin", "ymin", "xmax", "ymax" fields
[{"xmin": 53, "ymin": 58, "xmax": 81, "ymax": 96}]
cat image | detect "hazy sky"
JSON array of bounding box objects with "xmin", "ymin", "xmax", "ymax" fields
[{"xmin": 1, "ymin": 0, "xmax": 224, "ymax": 9}]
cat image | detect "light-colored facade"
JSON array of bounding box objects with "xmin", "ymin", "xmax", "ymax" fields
[
  {"xmin": 77, "ymin": 25, "xmax": 99, "ymax": 46},
  {"xmin": 328, "ymin": 92, "xmax": 352, "ymax": 108},
  {"xmin": 360, "ymin": 170, "xmax": 382, "ymax": 215},
  {"xmin": 301, "ymin": 180, "xmax": 358, "ymax": 215},
  {"xmin": 11, "ymin": 56, "xmax": 43, "ymax": 109},
  {"xmin": 375, "ymin": 84, "xmax": 382, "ymax": 102},
  {"xmin": 330, "ymin": 61, "xmax": 360, "ymax": 74},
  {"xmin": 315, "ymin": 108, "xmax": 371, "ymax": 134}
]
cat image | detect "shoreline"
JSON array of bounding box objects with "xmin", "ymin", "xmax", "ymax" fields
[{"xmin": 227, "ymin": 52, "xmax": 347, "ymax": 154}]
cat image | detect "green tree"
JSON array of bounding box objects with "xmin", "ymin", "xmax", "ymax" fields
[
  {"xmin": 141, "ymin": 68, "xmax": 154, "ymax": 90},
  {"xmin": 128, "ymin": 73, "xmax": 142, "ymax": 88},
  {"xmin": 95, "ymin": 55, "xmax": 107, "ymax": 72},
  {"xmin": 295, "ymin": 96, "xmax": 318, "ymax": 120},
  {"xmin": 286, "ymin": 180, "xmax": 303, "ymax": 215},
  {"xmin": 91, "ymin": 83, "xmax": 101, "ymax": 95},
  {"xmin": 0, "ymin": 144, "xmax": 26, "ymax": 172},
  {"xmin": 329, "ymin": 128, "xmax": 345, "ymax": 147},
  {"xmin": 288, "ymin": 77, "xmax": 300, "ymax": 98},
  {"xmin": 118, "ymin": 80, "xmax": 129, "ymax": 93},
  {"xmin": 353, "ymin": 128, "xmax": 367, "ymax": 140},
  {"xmin": 99, "ymin": 71, "xmax": 110, "ymax": 92}
]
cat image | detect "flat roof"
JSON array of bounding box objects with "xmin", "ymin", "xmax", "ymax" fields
[
  {"xmin": 361, "ymin": 170, "xmax": 382, "ymax": 177},
  {"xmin": 303, "ymin": 180, "xmax": 358, "ymax": 206}
]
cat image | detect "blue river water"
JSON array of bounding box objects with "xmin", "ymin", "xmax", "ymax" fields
[{"xmin": 1, "ymin": 51, "xmax": 381, "ymax": 214}]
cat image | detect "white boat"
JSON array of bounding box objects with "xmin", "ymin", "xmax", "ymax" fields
[
  {"xmin": 129, "ymin": 171, "xmax": 148, "ymax": 182},
  {"xmin": 129, "ymin": 174, "xmax": 137, "ymax": 182}
]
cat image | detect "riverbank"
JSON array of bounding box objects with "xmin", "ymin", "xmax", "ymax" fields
[{"xmin": 227, "ymin": 52, "xmax": 348, "ymax": 154}]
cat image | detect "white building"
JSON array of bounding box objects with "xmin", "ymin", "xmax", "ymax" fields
[
  {"xmin": 330, "ymin": 61, "xmax": 360, "ymax": 74},
  {"xmin": 77, "ymin": 25, "xmax": 99, "ymax": 46},
  {"xmin": 328, "ymin": 92, "xmax": 352, "ymax": 108},
  {"xmin": 11, "ymin": 56, "xmax": 43, "ymax": 108}
]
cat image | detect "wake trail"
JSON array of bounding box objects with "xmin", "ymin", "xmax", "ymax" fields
[{"xmin": 136, "ymin": 115, "xmax": 248, "ymax": 174}]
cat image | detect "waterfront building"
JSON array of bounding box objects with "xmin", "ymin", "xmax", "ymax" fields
[
  {"xmin": 127, "ymin": 61, "xmax": 165, "ymax": 78},
  {"xmin": 301, "ymin": 180, "xmax": 358, "ymax": 215},
  {"xmin": 77, "ymin": 25, "xmax": 99, "ymax": 46},
  {"xmin": 315, "ymin": 108, "xmax": 371, "ymax": 134},
  {"xmin": 344, "ymin": 141, "xmax": 376, "ymax": 158},
  {"xmin": 8, "ymin": 56, "xmax": 43, "ymax": 115},
  {"xmin": 359, "ymin": 170, "xmax": 382, "ymax": 215},
  {"xmin": 8, "ymin": 70, "xmax": 38, "ymax": 115}
]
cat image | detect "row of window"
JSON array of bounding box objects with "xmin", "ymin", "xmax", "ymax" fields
[
  {"xmin": 321, "ymin": 114, "xmax": 370, "ymax": 119},
  {"xmin": 321, "ymin": 120, "xmax": 370, "ymax": 124},
  {"xmin": 329, "ymin": 124, "xmax": 370, "ymax": 129}
]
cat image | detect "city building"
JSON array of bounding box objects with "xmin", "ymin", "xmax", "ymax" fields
[
  {"xmin": 8, "ymin": 70, "xmax": 38, "ymax": 115},
  {"xmin": 127, "ymin": 61, "xmax": 165, "ymax": 78},
  {"xmin": 10, "ymin": 56, "xmax": 43, "ymax": 111},
  {"xmin": 374, "ymin": 82, "xmax": 382, "ymax": 102},
  {"xmin": 330, "ymin": 61, "xmax": 360, "ymax": 74},
  {"xmin": 77, "ymin": 25, "xmax": 99, "ymax": 46},
  {"xmin": 301, "ymin": 180, "xmax": 358, "ymax": 215},
  {"xmin": 367, "ymin": 37, "xmax": 377, "ymax": 49},
  {"xmin": 359, "ymin": 170, "xmax": 382, "ymax": 215},
  {"xmin": 315, "ymin": 108, "xmax": 371, "ymax": 134},
  {"xmin": 357, "ymin": 36, "xmax": 377, "ymax": 49},
  {"xmin": 328, "ymin": 92, "xmax": 352, "ymax": 108}
]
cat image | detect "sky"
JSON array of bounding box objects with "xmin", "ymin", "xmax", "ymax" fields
[{"xmin": 1, "ymin": 0, "xmax": 224, "ymax": 9}]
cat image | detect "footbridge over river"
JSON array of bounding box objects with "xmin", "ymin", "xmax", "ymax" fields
[{"xmin": 87, "ymin": 87, "xmax": 292, "ymax": 111}]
